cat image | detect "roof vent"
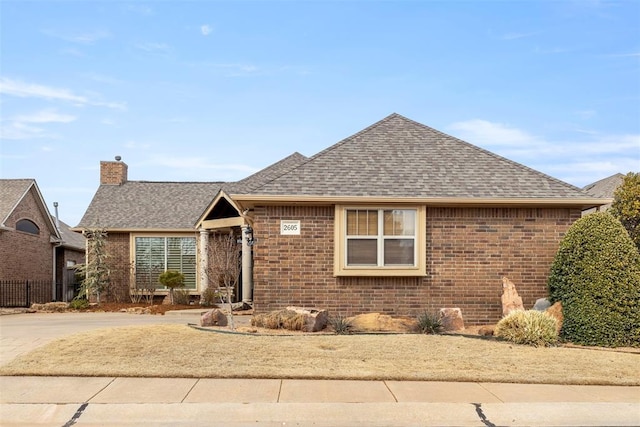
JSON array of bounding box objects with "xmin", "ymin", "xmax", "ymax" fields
[{"xmin": 115, "ymin": 155, "xmax": 122, "ymax": 161}]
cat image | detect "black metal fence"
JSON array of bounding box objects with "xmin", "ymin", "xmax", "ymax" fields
[{"xmin": 0, "ymin": 280, "xmax": 53, "ymax": 307}]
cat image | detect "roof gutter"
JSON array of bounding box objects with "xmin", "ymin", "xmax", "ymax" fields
[{"xmin": 231, "ymin": 194, "xmax": 612, "ymax": 209}]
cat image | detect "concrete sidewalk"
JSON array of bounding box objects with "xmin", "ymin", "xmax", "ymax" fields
[
  {"xmin": 1, "ymin": 376, "xmax": 638, "ymax": 426},
  {"xmin": 1, "ymin": 311, "xmax": 639, "ymax": 426}
]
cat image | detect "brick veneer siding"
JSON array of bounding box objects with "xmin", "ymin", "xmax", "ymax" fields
[
  {"xmin": 83, "ymin": 232, "xmax": 131, "ymax": 302},
  {"xmin": 100, "ymin": 161, "xmax": 128, "ymax": 185},
  {"xmin": 251, "ymin": 205, "xmax": 581, "ymax": 325},
  {"xmin": 0, "ymin": 188, "xmax": 54, "ymax": 282}
]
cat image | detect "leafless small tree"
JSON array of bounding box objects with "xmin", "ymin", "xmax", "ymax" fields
[
  {"xmin": 208, "ymin": 231, "xmax": 241, "ymax": 330},
  {"xmin": 129, "ymin": 261, "xmax": 160, "ymax": 304}
]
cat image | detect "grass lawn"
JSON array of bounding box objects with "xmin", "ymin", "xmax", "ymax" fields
[{"xmin": 0, "ymin": 324, "xmax": 638, "ymax": 385}]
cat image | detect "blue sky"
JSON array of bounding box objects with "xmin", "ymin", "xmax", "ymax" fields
[{"xmin": 1, "ymin": 0, "xmax": 639, "ymax": 226}]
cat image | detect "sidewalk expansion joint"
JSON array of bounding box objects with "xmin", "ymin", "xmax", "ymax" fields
[
  {"xmin": 473, "ymin": 403, "xmax": 497, "ymax": 427},
  {"xmin": 62, "ymin": 402, "xmax": 88, "ymax": 427},
  {"xmin": 382, "ymin": 380, "xmax": 399, "ymax": 402}
]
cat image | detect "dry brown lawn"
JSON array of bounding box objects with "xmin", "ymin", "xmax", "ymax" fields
[{"xmin": 1, "ymin": 324, "xmax": 638, "ymax": 385}]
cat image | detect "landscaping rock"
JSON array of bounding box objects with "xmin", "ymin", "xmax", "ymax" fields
[
  {"xmin": 200, "ymin": 308, "xmax": 228, "ymax": 327},
  {"xmin": 285, "ymin": 306, "xmax": 328, "ymax": 332},
  {"xmin": 501, "ymin": 277, "xmax": 524, "ymax": 316},
  {"xmin": 31, "ymin": 302, "xmax": 69, "ymax": 312},
  {"xmin": 533, "ymin": 298, "xmax": 551, "ymax": 311},
  {"xmin": 346, "ymin": 313, "xmax": 418, "ymax": 333},
  {"xmin": 545, "ymin": 301, "xmax": 563, "ymax": 334},
  {"xmin": 120, "ymin": 307, "xmax": 152, "ymax": 314},
  {"xmin": 439, "ymin": 308, "xmax": 465, "ymax": 332},
  {"xmin": 478, "ymin": 325, "xmax": 495, "ymax": 336}
]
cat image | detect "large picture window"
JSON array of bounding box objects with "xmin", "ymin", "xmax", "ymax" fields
[
  {"xmin": 134, "ymin": 236, "xmax": 197, "ymax": 290},
  {"xmin": 335, "ymin": 206, "xmax": 425, "ymax": 276}
]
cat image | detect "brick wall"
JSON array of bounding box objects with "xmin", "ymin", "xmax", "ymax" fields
[
  {"xmin": 100, "ymin": 160, "xmax": 128, "ymax": 185},
  {"xmin": 252, "ymin": 205, "xmax": 581, "ymax": 325},
  {"xmin": 0, "ymin": 188, "xmax": 54, "ymax": 282},
  {"xmin": 82, "ymin": 232, "xmax": 131, "ymax": 302}
]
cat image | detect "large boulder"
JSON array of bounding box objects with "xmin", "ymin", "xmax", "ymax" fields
[
  {"xmin": 346, "ymin": 313, "xmax": 418, "ymax": 333},
  {"xmin": 285, "ymin": 306, "xmax": 328, "ymax": 332},
  {"xmin": 533, "ymin": 298, "xmax": 551, "ymax": 311},
  {"xmin": 545, "ymin": 302, "xmax": 563, "ymax": 334},
  {"xmin": 251, "ymin": 307, "xmax": 328, "ymax": 332},
  {"xmin": 501, "ymin": 277, "xmax": 524, "ymax": 316},
  {"xmin": 200, "ymin": 308, "xmax": 228, "ymax": 327},
  {"xmin": 439, "ymin": 308, "xmax": 465, "ymax": 332}
]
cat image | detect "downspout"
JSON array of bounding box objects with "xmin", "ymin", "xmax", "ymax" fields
[{"xmin": 52, "ymin": 202, "xmax": 61, "ymax": 301}]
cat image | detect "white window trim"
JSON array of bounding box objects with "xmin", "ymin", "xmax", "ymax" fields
[{"xmin": 334, "ymin": 205, "xmax": 426, "ymax": 277}]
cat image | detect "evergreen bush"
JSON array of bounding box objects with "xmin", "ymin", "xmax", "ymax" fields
[
  {"xmin": 547, "ymin": 212, "xmax": 640, "ymax": 347},
  {"xmin": 494, "ymin": 310, "xmax": 558, "ymax": 347}
]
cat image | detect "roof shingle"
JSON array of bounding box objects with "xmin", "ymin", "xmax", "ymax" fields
[{"xmin": 244, "ymin": 113, "xmax": 590, "ymax": 199}]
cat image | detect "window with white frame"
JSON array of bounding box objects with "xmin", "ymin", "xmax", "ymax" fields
[
  {"xmin": 335, "ymin": 206, "xmax": 426, "ymax": 276},
  {"xmin": 134, "ymin": 236, "xmax": 197, "ymax": 290}
]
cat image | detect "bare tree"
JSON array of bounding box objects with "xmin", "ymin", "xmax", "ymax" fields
[{"xmin": 208, "ymin": 231, "xmax": 241, "ymax": 330}]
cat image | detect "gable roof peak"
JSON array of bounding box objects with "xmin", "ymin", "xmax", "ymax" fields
[{"xmin": 239, "ymin": 113, "xmax": 593, "ymax": 200}]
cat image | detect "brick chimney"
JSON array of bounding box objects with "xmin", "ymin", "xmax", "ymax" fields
[{"xmin": 100, "ymin": 156, "xmax": 128, "ymax": 185}]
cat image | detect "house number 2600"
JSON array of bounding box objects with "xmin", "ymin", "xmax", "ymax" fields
[{"xmin": 280, "ymin": 220, "xmax": 301, "ymax": 235}]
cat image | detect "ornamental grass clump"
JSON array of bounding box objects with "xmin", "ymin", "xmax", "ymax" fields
[
  {"xmin": 417, "ymin": 311, "xmax": 443, "ymax": 334},
  {"xmin": 494, "ymin": 310, "xmax": 558, "ymax": 347},
  {"xmin": 329, "ymin": 315, "xmax": 353, "ymax": 335}
]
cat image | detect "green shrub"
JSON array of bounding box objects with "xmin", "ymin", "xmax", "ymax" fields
[
  {"xmin": 329, "ymin": 315, "xmax": 353, "ymax": 335},
  {"xmin": 69, "ymin": 298, "xmax": 89, "ymax": 310},
  {"xmin": 548, "ymin": 212, "xmax": 640, "ymax": 347},
  {"xmin": 158, "ymin": 270, "xmax": 185, "ymax": 305},
  {"xmin": 494, "ymin": 310, "xmax": 558, "ymax": 347},
  {"xmin": 416, "ymin": 311, "xmax": 443, "ymax": 334}
]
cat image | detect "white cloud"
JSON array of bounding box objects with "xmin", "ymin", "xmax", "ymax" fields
[
  {"xmin": 124, "ymin": 4, "xmax": 153, "ymax": 16},
  {"xmin": 11, "ymin": 110, "xmax": 77, "ymax": 124},
  {"xmin": 134, "ymin": 42, "xmax": 171, "ymax": 54},
  {"xmin": 201, "ymin": 25, "xmax": 212, "ymax": 36},
  {"xmin": 0, "ymin": 121, "xmax": 53, "ymax": 140},
  {"xmin": 447, "ymin": 119, "xmax": 640, "ymax": 187},
  {"xmin": 574, "ymin": 110, "xmax": 597, "ymax": 120},
  {"xmin": 1, "ymin": 77, "xmax": 87, "ymax": 104},
  {"xmin": 0, "ymin": 77, "xmax": 126, "ymax": 110},
  {"xmin": 41, "ymin": 29, "xmax": 111, "ymax": 45},
  {"xmin": 448, "ymin": 119, "xmax": 538, "ymax": 147}
]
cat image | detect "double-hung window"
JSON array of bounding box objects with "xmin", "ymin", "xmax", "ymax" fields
[
  {"xmin": 133, "ymin": 236, "xmax": 197, "ymax": 290},
  {"xmin": 335, "ymin": 206, "xmax": 426, "ymax": 276}
]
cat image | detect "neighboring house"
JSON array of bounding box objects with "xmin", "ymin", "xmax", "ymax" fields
[
  {"xmin": 581, "ymin": 173, "xmax": 624, "ymax": 215},
  {"xmin": 55, "ymin": 218, "xmax": 86, "ymax": 301},
  {"xmin": 78, "ymin": 114, "xmax": 607, "ymax": 324},
  {"xmin": 0, "ymin": 179, "xmax": 84, "ymax": 304}
]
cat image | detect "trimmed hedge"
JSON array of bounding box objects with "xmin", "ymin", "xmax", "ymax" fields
[{"xmin": 548, "ymin": 212, "xmax": 640, "ymax": 347}]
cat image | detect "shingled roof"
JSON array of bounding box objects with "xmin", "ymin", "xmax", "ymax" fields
[
  {"xmin": 78, "ymin": 182, "xmax": 224, "ymax": 230},
  {"xmin": 235, "ymin": 152, "xmax": 307, "ymax": 192},
  {"xmin": 0, "ymin": 179, "xmax": 59, "ymax": 236},
  {"xmin": 0, "ymin": 179, "xmax": 34, "ymax": 227},
  {"xmin": 77, "ymin": 154, "xmax": 309, "ymax": 231},
  {"xmin": 583, "ymin": 173, "xmax": 624, "ymax": 199},
  {"xmin": 238, "ymin": 113, "xmax": 593, "ymax": 200}
]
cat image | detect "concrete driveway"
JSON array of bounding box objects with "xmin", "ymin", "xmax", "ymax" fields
[{"xmin": 1, "ymin": 311, "xmax": 639, "ymax": 426}]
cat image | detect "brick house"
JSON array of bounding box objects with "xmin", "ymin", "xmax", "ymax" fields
[
  {"xmin": 0, "ymin": 179, "xmax": 85, "ymax": 303},
  {"xmin": 78, "ymin": 114, "xmax": 607, "ymax": 323}
]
